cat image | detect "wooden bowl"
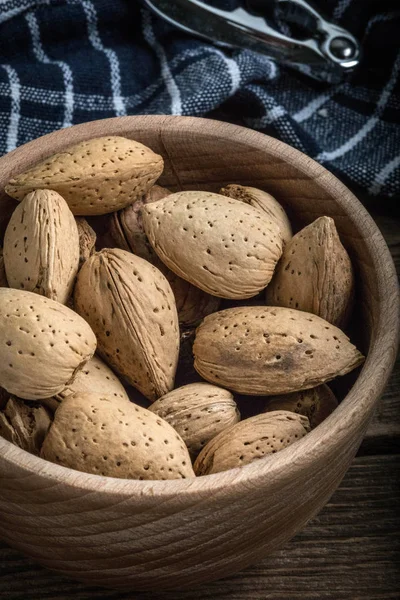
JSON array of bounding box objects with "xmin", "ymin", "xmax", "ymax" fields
[{"xmin": 0, "ymin": 116, "xmax": 398, "ymax": 591}]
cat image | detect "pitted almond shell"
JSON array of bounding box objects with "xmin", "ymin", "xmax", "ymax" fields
[
  {"xmin": 149, "ymin": 383, "xmax": 240, "ymax": 456},
  {"xmin": 74, "ymin": 248, "xmax": 179, "ymax": 401},
  {"xmin": 76, "ymin": 217, "xmax": 96, "ymax": 268},
  {"xmin": 110, "ymin": 187, "xmax": 220, "ymax": 326},
  {"xmin": 110, "ymin": 185, "xmax": 172, "ymax": 263},
  {"xmin": 194, "ymin": 410, "xmax": 310, "ymax": 475},
  {"xmin": 0, "ymin": 288, "xmax": 97, "ymax": 400},
  {"xmin": 5, "ymin": 136, "xmax": 164, "ymax": 216},
  {"xmin": 193, "ymin": 306, "xmax": 364, "ymax": 395},
  {"xmin": 266, "ymin": 216, "xmax": 354, "ymax": 327},
  {"xmin": 41, "ymin": 392, "xmax": 195, "ymax": 480},
  {"xmin": 4, "ymin": 190, "xmax": 79, "ymax": 305},
  {"xmin": 220, "ymin": 184, "xmax": 292, "ymax": 245},
  {"xmin": 57, "ymin": 354, "xmax": 129, "ymax": 402},
  {"xmin": 0, "ymin": 396, "xmax": 51, "ymax": 455},
  {"xmin": 142, "ymin": 191, "xmax": 283, "ymax": 299},
  {"xmin": 262, "ymin": 384, "xmax": 338, "ymax": 428}
]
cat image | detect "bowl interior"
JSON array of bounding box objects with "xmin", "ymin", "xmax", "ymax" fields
[{"xmin": 0, "ymin": 115, "xmax": 398, "ymax": 493}]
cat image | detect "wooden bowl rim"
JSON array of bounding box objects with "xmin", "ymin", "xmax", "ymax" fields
[{"xmin": 0, "ymin": 115, "xmax": 398, "ymax": 498}]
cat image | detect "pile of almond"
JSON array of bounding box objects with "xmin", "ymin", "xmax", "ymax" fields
[{"xmin": 0, "ymin": 136, "xmax": 364, "ymax": 480}]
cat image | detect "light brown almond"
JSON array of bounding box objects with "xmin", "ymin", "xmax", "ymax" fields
[
  {"xmin": 5, "ymin": 136, "xmax": 164, "ymax": 216},
  {"xmin": 149, "ymin": 383, "xmax": 240, "ymax": 456},
  {"xmin": 42, "ymin": 354, "xmax": 131, "ymax": 413},
  {"xmin": 142, "ymin": 191, "xmax": 283, "ymax": 299},
  {"xmin": 110, "ymin": 185, "xmax": 172, "ymax": 262},
  {"xmin": 110, "ymin": 187, "xmax": 220, "ymax": 326},
  {"xmin": 0, "ymin": 288, "xmax": 97, "ymax": 399},
  {"xmin": 57, "ymin": 354, "xmax": 129, "ymax": 402},
  {"xmin": 4, "ymin": 190, "xmax": 79, "ymax": 304},
  {"xmin": 41, "ymin": 392, "xmax": 195, "ymax": 480},
  {"xmin": 76, "ymin": 217, "xmax": 96, "ymax": 268},
  {"xmin": 220, "ymin": 184, "xmax": 292, "ymax": 245},
  {"xmin": 194, "ymin": 411, "xmax": 310, "ymax": 475},
  {"xmin": 193, "ymin": 306, "xmax": 364, "ymax": 395},
  {"xmin": 74, "ymin": 248, "xmax": 179, "ymax": 401},
  {"xmin": 262, "ymin": 384, "xmax": 338, "ymax": 428},
  {"xmin": 266, "ymin": 216, "xmax": 354, "ymax": 327},
  {"xmin": 0, "ymin": 396, "xmax": 51, "ymax": 455}
]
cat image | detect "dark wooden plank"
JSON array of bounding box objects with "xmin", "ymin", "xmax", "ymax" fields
[
  {"xmin": 0, "ymin": 454, "xmax": 399, "ymax": 600},
  {"xmin": 361, "ymin": 210, "xmax": 400, "ymax": 454}
]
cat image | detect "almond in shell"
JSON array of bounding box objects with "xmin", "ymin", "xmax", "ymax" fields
[
  {"xmin": 110, "ymin": 185, "xmax": 172, "ymax": 262},
  {"xmin": 110, "ymin": 187, "xmax": 220, "ymax": 326},
  {"xmin": 149, "ymin": 383, "xmax": 240, "ymax": 456},
  {"xmin": 220, "ymin": 184, "xmax": 292, "ymax": 245},
  {"xmin": 41, "ymin": 392, "xmax": 195, "ymax": 480},
  {"xmin": 193, "ymin": 306, "xmax": 364, "ymax": 395},
  {"xmin": 57, "ymin": 354, "xmax": 129, "ymax": 402},
  {"xmin": 0, "ymin": 288, "xmax": 97, "ymax": 399},
  {"xmin": 76, "ymin": 217, "xmax": 96, "ymax": 268},
  {"xmin": 42, "ymin": 354, "xmax": 130, "ymax": 413},
  {"xmin": 262, "ymin": 384, "xmax": 338, "ymax": 428},
  {"xmin": 3, "ymin": 190, "xmax": 79, "ymax": 305},
  {"xmin": 0, "ymin": 396, "xmax": 51, "ymax": 455},
  {"xmin": 5, "ymin": 136, "xmax": 164, "ymax": 216},
  {"xmin": 194, "ymin": 411, "xmax": 310, "ymax": 475},
  {"xmin": 142, "ymin": 191, "xmax": 283, "ymax": 299},
  {"xmin": 74, "ymin": 248, "xmax": 179, "ymax": 401},
  {"xmin": 266, "ymin": 216, "xmax": 354, "ymax": 327}
]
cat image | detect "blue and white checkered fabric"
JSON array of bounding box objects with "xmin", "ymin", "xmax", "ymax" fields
[{"xmin": 0, "ymin": 0, "xmax": 399, "ymax": 198}]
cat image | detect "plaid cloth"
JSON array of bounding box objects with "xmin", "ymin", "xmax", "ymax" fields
[{"xmin": 0, "ymin": 0, "xmax": 399, "ymax": 199}]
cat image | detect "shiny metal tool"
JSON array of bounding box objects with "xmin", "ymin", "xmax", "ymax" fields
[{"xmin": 142, "ymin": 0, "xmax": 361, "ymax": 82}]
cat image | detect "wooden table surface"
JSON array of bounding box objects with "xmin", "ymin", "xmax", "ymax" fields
[{"xmin": 0, "ymin": 203, "xmax": 399, "ymax": 600}]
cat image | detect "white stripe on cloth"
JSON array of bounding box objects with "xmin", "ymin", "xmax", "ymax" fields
[
  {"xmin": 25, "ymin": 11, "xmax": 74, "ymax": 128},
  {"xmin": 317, "ymin": 51, "xmax": 400, "ymax": 163},
  {"xmin": 244, "ymin": 84, "xmax": 307, "ymax": 152},
  {"xmin": 265, "ymin": 59, "xmax": 278, "ymax": 80},
  {"xmin": 245, "ymin": 85, "xmax": 292, "ymax": 126},
  {"xmin": 333, "ymin": 0, "xmax": 354, "ymax": 21},
  {"xmin": 80, "ymin": 0, "xmax": 126, "ymax": 117},
  {"xmin": 0, "ymin": 0, "xmax": 51, "ymax": 25},
  {"xmin": 142, "ymin": 9, "xmax": 182, "ymax": 115},
  {"xmin": 293, "ymin": 85, "xmax": 344, "ymax": 123},
  {"xmin": 1, "ymin": 64, "xmax": 20, "ymax": 152},
  {"xmin": 246, "ymin": 105, "xmax": 286, "ymax": 128},
  {"xmin": 0, "ymin": 48, "xmax": 230, "ymax": 114},
  {"xmin": 368, "ymin": 154, "xmax": 400, "ymax": 196},
  {"xmin": 209, "ymin": 48, "xmax": 241, "ymax": 96}
]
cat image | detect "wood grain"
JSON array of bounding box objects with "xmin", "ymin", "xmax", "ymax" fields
[
  {"xmin": 362, "ymin": 352, "xmax": 400, "ymax": 454},
  {"xmin": 1, "ymin": 454, "xmax": 398, "ymax": 600},
  {"xmin": 361, "ymin": 210, "xmax": 400, "ymax": 455},
  {"xmin": 0, "ymin": 116, "xmax": 398, "ymax": 591}
]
